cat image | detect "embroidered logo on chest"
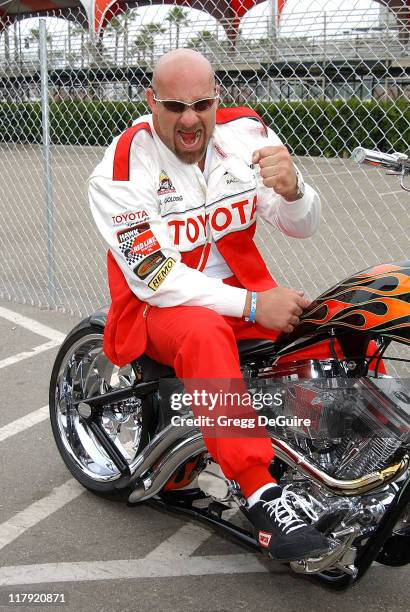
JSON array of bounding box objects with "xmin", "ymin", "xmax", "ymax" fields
[
  {"xmin": 224, "ymin": 171, "xmax": 239, "ymax": 185},
  {"xmin": 158, "ymin": 170, "xmax": 176, "ymax": 195}
]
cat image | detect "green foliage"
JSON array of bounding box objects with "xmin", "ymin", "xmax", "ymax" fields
[
  {"xmin": 254, "ymin": 98, "xmax": 409, "ymax": 156},
  {"xmin": 0, "ymin": 98, "xmax": 408, "ymax": 155},
  {"xmin": 0, "ymin": 102, "xmax": 42, "ymax": 143},
  {"xmin": 0, "ymin": 100, "xmax": 149, "ymax": 146}
]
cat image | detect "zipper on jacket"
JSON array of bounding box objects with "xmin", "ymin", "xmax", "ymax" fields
[{"xmin": 196, "ymin": 141, "xmax": 213, "ymax": 272}]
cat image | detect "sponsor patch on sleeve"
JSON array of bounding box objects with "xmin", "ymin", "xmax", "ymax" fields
[
  {"xmin": 117, "ymin": 223, "xmax": 151, "ymax": 244},
  {"xmin": 129, "ymin": 230, "xmax": 160, "ymax": 256},
  {"xmin": 112, "ymin": 210, "xmax": 150, "ymax": 227},
  {"xmin": 133, "ymin": 251, "xmax": 166, "ymax": 280},
  {"xmin": 118, "ymin": 226, "xmax": 160, "ymax": 268},
  {"xmin": 148, "ymin": 257, "xmax": 176, "ymax": 291}
]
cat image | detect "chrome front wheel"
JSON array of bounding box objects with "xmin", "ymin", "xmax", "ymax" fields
[{"xmin": 49, "ymin": 323, "xmax": 149, "ymax": 495}]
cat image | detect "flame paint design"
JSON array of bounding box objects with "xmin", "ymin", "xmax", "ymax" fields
[{"xmin": 298, "ymin": 261, "xmax": 410, "ymax": 345}]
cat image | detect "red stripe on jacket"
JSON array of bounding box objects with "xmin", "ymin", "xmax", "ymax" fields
[
  {"xmin": 216, "ymin": 107, "xmax": 268, "ymax": 136},
  {"xmin": 113, "ymin": 122, "xmax": 152, "ymax": 181}
]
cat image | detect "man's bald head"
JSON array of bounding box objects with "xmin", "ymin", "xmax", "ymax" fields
[
  {"xmin": 146, "ymin": 49, "xmax": 219, "ymax": 165},
  {"xmin": 152, "ymin": 49, "xmax": 215, "ymax": 97}
]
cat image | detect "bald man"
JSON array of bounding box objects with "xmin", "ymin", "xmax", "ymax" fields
[{"xmin": 89, "ymin": 49, "xmax": 328, "ymax": 561}]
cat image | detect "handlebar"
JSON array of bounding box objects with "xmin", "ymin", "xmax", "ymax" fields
[
  {"xmin": 352, "ymin": 147, "xmax": 409, "ymax": 171},
  {"xmin": 352, "ymin": 147, "xmax": 410, "ymax": 192}
]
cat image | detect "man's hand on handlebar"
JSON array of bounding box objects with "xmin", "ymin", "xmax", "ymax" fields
[{"xmin": 243, "ymin": 287, "xmax": 311, "ymax": 332}]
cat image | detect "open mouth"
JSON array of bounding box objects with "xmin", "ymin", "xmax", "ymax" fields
[{"xmin": 177, "ymin": 129, "xmax": 202, "ymax": 149}]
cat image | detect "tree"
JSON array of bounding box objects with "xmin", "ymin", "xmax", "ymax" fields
[
  {"xmin": 13, "ymin": 20, "xmax": 19, "ymax": 67},
  {"xmin": 135, "ymin": 22, "xmax": 166, "ymax": 65},
  {"xmin": 133, "ymin": 30, "xmax": 152, "ymax": 63},
  {"xmin": 1, "ymin": 27, "xmax": 11, "ymax": 67},
  {"xmin": 69, "ymin": 24, "xmax": 86, "ymax": 67},
  {"xmin": 27, "ymin": 22, "xmax": 53, "ymax": 63},
  {"xmin": 85, "ymin": 36, "xmax": 107, "ymax": 69},
  {"xmin": 106, "ymin": 15, "xmax": 123, "ymax": 65},
  {"xmin": 187, "ymin": 30, "xmax": 216, "ymax": 53},
  {"xmin": 104, "ymin": 9, "xmax": 139, "ymax": 67},
  {"xmin": 166, "ymin": 7, "xmax": 190, "ymax": 49},
  {"xmin": 67, "ymin": 20, "xmax": 72, "ymax": 63},
  {"xmin": 123, "ymin": 9, "xmax": 142, "ymax": 65}
]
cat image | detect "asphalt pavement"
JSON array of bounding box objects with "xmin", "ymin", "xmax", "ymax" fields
[
  {"xmin": 0, "ymin": 298, "xmax": 409, "ymax": 611},
  {"xmin": 0, "ymin": 144, "xmax": 408, "ymax": 318}
]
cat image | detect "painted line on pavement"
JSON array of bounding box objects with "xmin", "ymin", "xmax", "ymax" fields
[
  {"xmin": 0, "ymin": 305, "xmax": 266, "ymax": 585},
  {"xmin": 0, "ymin": 306, "xmax": 66, "ymax": 343},
  {"xmin": 0, "ymin": 554, "xmax": 268, "ymax": 586},
  {"xmin": 0, "ymin": 339, "xmax": 62, "ymax": 370},
  {"xmin": 378, "ymin": 190, "xmax": 407, "ymax": 196},
  {"xmin": 145, "ymin": 522, "xmax": 212, "ymax": 560},
  {"xmin": 145, "ymin": 509, "xmax": 240, "ymax": 560},
  {"xmin": 307, "ymin": 170, "xmax": 364, "ymax": 178},
  {"xmin": 0, "ymin": 406, "xmax": 49, "ymax": 443},
  {"xmin": 0, "ymin": 480, "xmax": 85, "ymax": 552}
]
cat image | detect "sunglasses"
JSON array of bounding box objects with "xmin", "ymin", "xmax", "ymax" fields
[{"xmin": 152, "ymin": 94, "xmax": 219, "ymax": 114}]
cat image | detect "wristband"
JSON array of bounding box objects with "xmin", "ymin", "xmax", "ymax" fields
[{"xmin": 245, "ymin": 291, "xmax": 257, "ymax": 323}]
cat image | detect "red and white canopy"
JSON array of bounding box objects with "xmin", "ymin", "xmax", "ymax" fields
[
  {"xmin": 0, "ymin": 0, "xmax": 408, "ymax": 36},
  {"xmin": 0, "ymin": 0, "xmax": 306, "ymax": 36}
]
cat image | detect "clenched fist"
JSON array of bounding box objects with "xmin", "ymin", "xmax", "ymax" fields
[
  {"xmin": 243, "ymin": 287, "xmax": 311, "ymax": 332},
  {"xmin": 252, "ymin": 145, "xmax": 298, "ymax": 201}
]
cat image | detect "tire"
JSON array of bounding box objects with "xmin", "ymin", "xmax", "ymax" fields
[
  {"xmin": 376, "ymin": 532, "xmax": 410, "ymax": 566},
  {"xmin": 376, "ymin": 504, "xmax": 410, "ymax": 567},
  {"xmin": 49, "ymin": 323, "xmax": 151, "ymax": 499}
]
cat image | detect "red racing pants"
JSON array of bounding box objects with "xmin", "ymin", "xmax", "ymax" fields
[{"xmin": 145, "ymin": 304, "xmax": 280, "ymax": 498}]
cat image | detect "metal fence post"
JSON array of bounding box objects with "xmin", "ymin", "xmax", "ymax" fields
[{"xmin": 39, "ymin": 17, "xmax": 56, "ymax": 308}]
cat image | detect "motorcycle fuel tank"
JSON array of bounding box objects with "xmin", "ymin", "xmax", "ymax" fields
[{"xmin": 292, "ymin": 261, "xmax": 410, "ymax": 345}]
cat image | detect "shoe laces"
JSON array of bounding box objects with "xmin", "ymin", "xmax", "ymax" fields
[{"xmin": 262, "ymin": 486, "xmax": 320, "ymax": 535}]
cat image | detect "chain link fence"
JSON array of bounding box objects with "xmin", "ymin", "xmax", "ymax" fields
[{"xmin": 0, "ymin": 3, "xmax": 409, "ymax": 367}]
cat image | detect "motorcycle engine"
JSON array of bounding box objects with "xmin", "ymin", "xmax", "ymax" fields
[
  {"xmin": 233, "ymin": 359, "xmax": 410, "ymax": 575},
  {"xmin": 249, "ymin": 360, "xmax": 410, "ymax": 481},
  {"xmin": 191, "ymin": 360, "xmax": 409, "ymax": 576}
]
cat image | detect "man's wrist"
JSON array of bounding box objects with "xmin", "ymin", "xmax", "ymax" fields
[
  {"xmin": 242, "ymin": 291, "xmax": 252, "ymax": 319},
  {"xmin": 283, "ymin": 188, "xmax": 299, "ymax": 202},
  {"xmin": 244, "ymin": 291, "xmax": 257, "ymax": 323},
  {"xmin": 283, "ymin": 167, "xmax": 305, "ymax": 202}
]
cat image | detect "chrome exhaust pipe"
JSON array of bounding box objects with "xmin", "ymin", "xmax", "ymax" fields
[
  {"xmin": 128, "ymin": 433, "xmax": 205, "ymax": 503},
  {"xmin": 272, "ymin": 439, "xmax": 409, "ymax": 496},
  {"xmin": 126, "ymin": 424, "xmax": 409, "ymax": 503},
  {"xmin": 127, "ymin": 423, "xmax": 199, "ymax": 485}
]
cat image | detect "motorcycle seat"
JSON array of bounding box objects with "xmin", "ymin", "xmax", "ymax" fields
[
  {"xmin": 133, "ymin": 339, "xmax": 276, "ymax": 381},
  {"xmin": 237, "ymin": 339, "xmax": 276, "ymax": 358}
]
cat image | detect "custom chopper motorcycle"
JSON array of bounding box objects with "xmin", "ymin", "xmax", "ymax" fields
[{"xmin": 49, "ymin": 147, "xmax": 410, "ymax": 588}]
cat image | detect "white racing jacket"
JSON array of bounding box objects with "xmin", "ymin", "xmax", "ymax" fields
[{"xmin": 89, "ymin": 107, "xmax": 321, "ymax": 319}]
